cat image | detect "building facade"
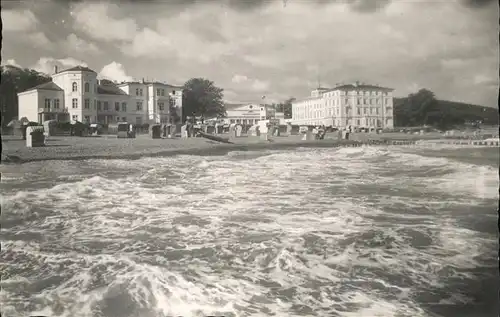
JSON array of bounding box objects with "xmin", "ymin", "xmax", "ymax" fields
[
  {"xmin": 17, "ymin": 65, "xmax": 183, "ymax": 125},
  {"xmin": 291, "ymin": 82, "xmax": 394, "ymax": 129},
  {"xmin": 222, "ymin": 103, "xmax": 285, "ymax": 125}
]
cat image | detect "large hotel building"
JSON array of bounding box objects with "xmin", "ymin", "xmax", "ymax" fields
[
  {"xmin": 291, "ymin": 82, "xmax": 394, "ymax": 129},
  {"xmin": 17, "ymin": 65, "xmax": 183, "ymax": 125}
]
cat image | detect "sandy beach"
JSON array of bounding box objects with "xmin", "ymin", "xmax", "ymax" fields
[
  {"xmin": 1, "ymin": 133, "xmax": 358, "ymax": 163},
  {"xmin": 1, "ymin": 130, "xmax": 490, "ymax": 164}
]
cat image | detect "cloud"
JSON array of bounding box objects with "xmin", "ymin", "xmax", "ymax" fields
[
  {"xmin": 98, "ymin": 62, "xmax": 133, "ymax": 82},
  {"xmin": 2, "ymin": 9, "xmax": 38, "ymax": 31},
  {"xmin": 4, "ymin": 59, "xmax": 22, "ymax": 68},
  {"xmin": 473, "ymin": 74, "xmax": 497, "ymax": 87},
  {"xmin": 231, "ymin": 74, "xmax": 248, "ymax": 84},
  {"xmin": 27, "ymin": 32, "xmax": 52, "ymax": 48},
  {"xmin": 230, "ymin": 74, "xmax": 270, "ymax": 92},
  {"xmin": 251, "ymin": 80, "xmax": 270, "ymax": 92},
  {"xmin": 32, "ymin": 57, "xmax": 88, "ymax": 75},
  {"xmin": 63, "ymin": 33, "xmax": 100, "ymax": 54},
  {"xmin": 5, "ymin": 0, "xmax": 497, "ymax": 107},
  {"xmin": 71, "ymin": 2, "xmax": 138, "ymax": 41}
]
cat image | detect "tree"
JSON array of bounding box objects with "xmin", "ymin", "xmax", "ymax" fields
[
  {"xmin": 275, "ymin": 97, "xmax": 295, "ymax": 119},
  {"xmin": 182, "ymin": 78, "xmax": 226, "ymax": 122},
  {"xmin": 1, "ymin": 66, "xmax": 51, "ymax": 126}
]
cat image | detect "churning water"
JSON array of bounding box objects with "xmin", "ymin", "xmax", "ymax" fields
[{"xmin": 1, "ymin": 145, "xmax": 498, "ymax": 317}]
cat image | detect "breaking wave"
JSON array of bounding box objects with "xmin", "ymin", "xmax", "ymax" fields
[{"xmin": 1, "ymin": 144, "xmax": 498, "ymax": 317}]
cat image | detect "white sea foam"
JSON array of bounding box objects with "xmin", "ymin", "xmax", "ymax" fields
[{"xmin": 0, "ymin": 145, "xmax": 497, "ymax": 317}]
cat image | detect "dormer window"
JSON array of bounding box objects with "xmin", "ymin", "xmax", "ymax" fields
[{"xmin": 72, "ymin": 82, "xmax": 78, "ymax": 92}]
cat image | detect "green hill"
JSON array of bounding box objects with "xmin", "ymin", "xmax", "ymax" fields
[
  {"xmin": 393, "ymin": 89, "xmax": 498, "ymax": 129},
  {"xmin": 1, "ymin": 65, "xmax": 51, "ymax": 126}
]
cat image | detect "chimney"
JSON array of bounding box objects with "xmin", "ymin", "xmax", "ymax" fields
[
  {"xmin": 54, "ymin": 66, "xmax": 58, "ymax": 74},
  {"xmin": 142, "ymin": 78, "xmax": 145, "ymax": 84}
]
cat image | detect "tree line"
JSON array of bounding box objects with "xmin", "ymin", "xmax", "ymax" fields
[{"xmin": 393, "ymin": 88, "xmax": 498, "ymax": 129}]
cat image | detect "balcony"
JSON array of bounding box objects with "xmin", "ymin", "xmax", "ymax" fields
[{"xmin": 38, "ymin": 107, "xmax": 68, "ymax": 113}]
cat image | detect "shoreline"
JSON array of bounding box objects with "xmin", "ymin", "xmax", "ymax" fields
[
  {"xmin": 1, "ymin": 132, "xmax": 495, "ymax": 164},
  {"xmin": 1, "ymin": 136, "xmax": 365, "ymax": 164}
]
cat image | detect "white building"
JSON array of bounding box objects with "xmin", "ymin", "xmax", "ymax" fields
[
  {"xmin": 17, "ymin": 65, "xmax": 183, "ymax": 125},
  {"xmin": 222, "ymin": 103, "xmax": 285, "ymax": 125},
  {"xmin": 291, "ymin": 82, "xmax": 394, "ymax": 129}
]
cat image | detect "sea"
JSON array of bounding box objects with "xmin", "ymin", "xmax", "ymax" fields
[{"xmin": 0, "ymin": 144, "xmax": 498, "ymax": 317}]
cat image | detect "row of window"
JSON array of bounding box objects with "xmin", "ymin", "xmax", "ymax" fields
[
  {"xmin": 229, "ymin": 119, "xmax": 260, "ymax": 124},
  {"xmin": 294, "ymin": 107, "xmax": 392, "ymax": 120},
  {"xmin": 73, "ymin": 115, "xmax": 144, "ymax": 124},
  {"xmin": 72, "ymin": 82, "xmax": 96, "ymax": 93},
  {"xmin": 322, "ymin": 91, "xmax": 390, "ymax": 98},
  {"xmin": 68, "ymin": 99, "xmax": 169, "ymax": 112},
  {"xmin": 44, "ymin": 98, "xmax": 61, "ymax": 108},
  {"xmin": 298, "ymin": 118, "xmax": 392, "ymax": 126},
  {"xmin": 71, "ymin": 81, "xmax": 179, "ymax": 97},
  {"xmin": 297, "ymin": 98, "xmax": 390, "ymax": 109}
]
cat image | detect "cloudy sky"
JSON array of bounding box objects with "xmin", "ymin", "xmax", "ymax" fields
[{"xmin": 2, "ymin": 0, "xmax": 498, "ymax": 106}]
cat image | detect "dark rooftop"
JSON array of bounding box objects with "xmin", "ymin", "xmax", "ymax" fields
[
  {"xmin": 117, "ymin": 81, "xmax": 183, "ymax": 89},
  {"xmin": 328, "ymin": 83, "xmax": 394, "ymax": 92},
  {"xmin": 57, "ymin": 65, "xmax": 97, "ymax": 74},
  {"xmin": 22, "ymin": 81, "xmax": 63, "ymax": 93},
  {"xmin": 97, "ymin": 83, "xmax": 128, "ymax": 95}
]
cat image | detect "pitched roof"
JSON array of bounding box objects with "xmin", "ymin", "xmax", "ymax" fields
[
  {"xmin": 97, "ymin": 83, "xmax": 128, "ymax": 95},
  {"xmin": 58, "ymin": 65, "xmax": 97, "ymax": 74},
  {"xmin": 224, "ymin": 103, "xmax": 246, "ymax": 109},
  {"xmin": 23, "ymin": 81, "xmax": 63, "ymax": 93},
  {"xmin": 327, "ymin": 83, "xmax": 394, "ymax": 92},
  {"xmin": 117, "ymin": 81, "xmax": 183, "ymax": 89}
]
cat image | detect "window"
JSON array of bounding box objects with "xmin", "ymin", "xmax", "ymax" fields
[
  {"xmin": 139, "ymin": 89, "xmax": 143, "ymax": 96},
  {"xmin": 357, "ymin": 108, "xmax": 360, "ymax": 115},
  {"xmin": 103, "ymin": 101, "xmax": 109, "ymax": 110},
  {"xmin": 376, "ymin": 108, "xmax": 379, "ymax": 115},
  {"xmin": 72, "ymin": 82, "xmax": 77, "ymax": 92},
  {"xmin": 44, "ymin": 98, "xmax": 51, "ymax": 108},
  {"xmin": 94, "ymin": 84, "xmax": 97, "ymax": 93},
  {"xmin": 230, "ymin": 119, "xmax": 235, "ymax": 123},
  {"xmin": 54, "ymin": 99, "xmax": 60, "ymax": 109},
  {"xmin": 84, "ymin": 82, "xmax": 89, "ymax": 92},
  {"xmin": 364, "ymin": 108, "xmax": 367, "ymax": 114},
  {"xmin": 136, "ymin": 117, "xmax": 142, "ymax": 124},
  {"xmin": 135, "ymin": 88, "xmax": 139, "ymax": 96},
  {"xmin": 116, "ymin": 116, "xmax": 120, "ymax": 122},
  {"xmin": 121, "ymin": 102, "xmax": 127, "ymax": 112},
  {"xmin": 72, "ymin": 115, "xmax": 78, "ymax": 121},
  {"xmin": 136, "ymin": 101, "xmax": 143, "ymax": 111},
  {"xmin": 158, "ymin": 102, "xmax": 164, "ymax": 110},
  {"xmin": 94, "ymin": 100, "xmax": 97, "ymax": 109},
  {"xmin": 157, "ymin": 88, "xmax": 161, "ymax": 96},
  {"xmin": 122, "ymin": 117, "xmax": 126, "ymax": 122},
  {"xmin": 84, "ymin": 99, "xmax": 90, "ymax": 109},
  {"xmin": 357, "ymin": 120, "xmax": 360, "ymax": 125},
  {"xmin": 84, "ymin": 116, "xmax": 90, "ymax": 122},
  {"xmin": 97, "ymin": 101, "xmax": 101, "ymax": 110},
  {"xmin": 72, "ymin": 98, "xmax": 78, "ymax": 108},
  {"xmin": 115, "ymin": 102, "xmax": 120, "ymax": 111},
  {"xmin": 161, "ymin": 89, "xmax": 165, "ymax": 96},
  {"xmin": 172, "ymin": 90, "xmax": 176, "ymax": 95}
]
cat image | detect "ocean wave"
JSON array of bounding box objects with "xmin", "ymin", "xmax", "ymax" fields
[{"xmin": 0, "ymin": 146, "xmax": 497, "ymax": 317}]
